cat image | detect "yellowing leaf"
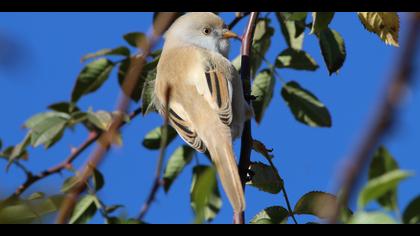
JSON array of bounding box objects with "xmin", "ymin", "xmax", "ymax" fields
[{"xmin": 357, "ymin": 12, "xmax": 400, "ymax": 47}]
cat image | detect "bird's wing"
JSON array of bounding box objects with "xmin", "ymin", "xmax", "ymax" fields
[
  {"xmin": 195, "ymin": 62, "xmax": 234, "ymax": 126},
  {"xmin": 166, "ymin": 102, "xmax": 207, "ymax": 153}
]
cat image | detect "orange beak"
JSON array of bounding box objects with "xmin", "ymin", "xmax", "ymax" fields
[{"xmin": 222, "ymin": 30, "xmax": 239, "ymax": 39}]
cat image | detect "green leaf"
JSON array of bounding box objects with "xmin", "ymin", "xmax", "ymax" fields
[
  {"xmin": 294, "ymin": 191, "xmax": 351, "ymax": 219},
  {"xmin": 275, "ymin": 48, "xmax": 319, "ymax": 71},
  {"xmin": 348, "ymin": 211, "xmax": 396, "ymax": 224},
  {"xmin": 251, "ymin": 18, "xmax": 274, "ymax": 77},
  {"xmin": 276, "ymin": 13, "xmax": 305, "ymax": 50},
  {"xmin": 118, "ymin": 56, "xmax": 158, "ymax": 102},
  {"xmin": 92, "ymin": 168, "xmax": 105, "ymax": 192},
  {"xmin": 358, "ymin": 170, "xmax": 412, "ymax": 210},
  {"xmin": 0, "ymin": 195, "xmax": 63, "ymax": 224},
  {"xmin": 81, "ymin": 46, "xmax": 130, "ymax": 62},
  {"xmin": 251, "ymin": 69, "xmax": 275, "ymax": 123},
  {"xmin": 310, "ymin": 12, "xmax": 335, "ymax": 34},
  {"xmin": 250, "ymin": 206, "xmax": 289, "ymax": 224},
  {"xmin": 281, "ymin": 81, "xmax": 332, "ymax": 127},
  {"xmin": 86, "ymin": 110, "xmax": 113, "ymax": 131},
  {"xmin": 27, "ymin": 192, "xmax": 45, "ymax": 201},
  {"xmin": 357, "ymin": 12, "xmax": 400, "ymax": 47},
  {"xmin": 368, "ymin": 146, "xmax": 399, "ymax": 210},
  {"xmin": 252, "ymin": 139, "xmax": 274, "ymax": 160},
  {"xmin": 140, "ymin": 67, "xmax": 158, "ymax": 115},
  {"xmin": 142, "ymin": 125, "xmax": 177, "ymax": 150},
  {"xmin": 190, "ymin": 165, "xmax": 222, "ymax": 223},
  {"xmin": 71, "ymin": 58, "xmax": 114, "ymax": 103},
  {"xmin": 7, "ymin": 133, "xmax": 31, "ymax": 169},
  {"xmin": 24, "ymin": 112, "xmax": 70, "ymax": 129},
  {"xmin": 69, "ymin": 194, "xmax": 98, "ymax": 224},
  {"xmin": 29, "ymin": 113, "xmax": 70, "ymax": 148},
  {"xmin": 123, "ymin": 32, "xmax": 148, "ymax": 48},
  {"xmin": 247, "ymin": 162, "xmax": 282, "ymax": 194},
  {"xmin": 105, "ymin": 205, "xmax": 124, "ymax": 214},
  {"xmin": 403, "ymin": 195, "xmax": 420, "ymax": 224},
  {"xmin": 319, "ymin": 28, "xmax": 346, "ymax": 75},
  {"xmin": 283, "ymin": 12, "xmax": 308, "ymax": 21},
  {"xmin": 163, "ymin": 145, "xmax": 195, "ymax": 193},
  {"xmin": 48, "ymin": 102, "xmax": 80, "ymax": 114}
]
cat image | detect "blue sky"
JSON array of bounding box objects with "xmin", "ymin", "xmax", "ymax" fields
[{"xmin": 0, "ymin": 12, "xmax": 419, "ymax": 224}]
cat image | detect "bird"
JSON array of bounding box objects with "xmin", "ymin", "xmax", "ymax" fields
[{"xmin": 153, "ymin": 12, "xmax": 253, "ymax": 213}]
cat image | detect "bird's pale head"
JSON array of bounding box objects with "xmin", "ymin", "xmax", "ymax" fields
[{"xmin": 164, "ymin": 12, "xmax": 238, "ymax": 57}]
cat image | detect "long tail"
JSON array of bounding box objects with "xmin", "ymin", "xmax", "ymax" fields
[{"xmin": 204, "ymin": 128, "xmax": 245, "ymax": 213}]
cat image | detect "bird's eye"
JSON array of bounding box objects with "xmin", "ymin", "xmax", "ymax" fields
[{"xmin": 202, "ymin": 27, "xmax": 212, "ymax": 35}]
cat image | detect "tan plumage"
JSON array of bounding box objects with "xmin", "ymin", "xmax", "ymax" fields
[{"xmin": 154, "ymin": 12, "xmax": 252, "ymax": 213}]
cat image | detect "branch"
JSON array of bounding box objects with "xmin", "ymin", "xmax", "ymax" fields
[
  {"xmin": 137, "ymin": 87, "xmax": 172, "ymax": 221},
  {"xmin": 234, "ymin": 12, "xmax": 259, "ymax": 225},
  {"xmin": 331, "ymin": 13, "xmax": 420, "ymax": 223},
  {"xmin": 9, "ymin": 107, "xmax": 143, "ymax": 199},
  {"xmin": 55, "ymin": 13, "xmax": 178, "ymax": 224}
]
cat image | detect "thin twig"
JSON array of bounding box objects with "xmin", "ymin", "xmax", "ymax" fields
[
  {"xmin": 228, "ymin": 12, "xmax": 250, "ymax": 30},
  {"xmin": 234, "ymin": 12, "xmax": 260, "ymax": 225},
  {"xmin": 9, "ymin": 107, "xmax": 143, "ymax": 199},
  {"xmin": 330, "ymin": 13, "xmax": 420, "ymax": 223},
  {"xmin": 138, "ymin": 86, "xmax": 172, "ymax": 221},
  {"xmin": 54, "ymin": 13, "xmax": 178, "ymax": 224},
  {"xmin": 264, "ymin": 156, "xmax": 298, "ymax": 224}
]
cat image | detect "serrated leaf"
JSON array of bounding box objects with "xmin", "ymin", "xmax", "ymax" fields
[
  {"xmin": 92, "ymin": 168, "xmax": 105, "ymax": 192},
  {"xmin": 29, "ymin": 114, "xmax": 69, "ymax": 148},
  {"xmin": 250, "ymin": 206, "xmax": 289, "ymax": 224},
  {"xmin": 275, "ymin": 48, "xmax": 319, "ymax": 71},
  {"xmin": 319, "ymin": 28, "xmax": 346, "ymax": 75},
  {"xmin": 403, "ymin": 195, "xmax": 420, "ymax": 224},
  {"xmin": 81, "ymin": 46, "xmax": 130, "ymax": 62},
  {"xmin": 357, "ymin": 12, "xmax": 399, "ymax": 47},
  {"xmin": 163, "ymin": 145, "xmax": 195, "ymax": 193},
  {"xmin": 247, "ymin": 162, "xmax": 282, "ymax": 194},
  {"xmin": 294, "ymin": 191, "xmax": 351, "ymax": 220},
  {"xmin": 69, "ymin": 194, "xmax": 97, "ymax": 224},
  {"xmin": 190, "ymin": 165, "xmax": 222, "ymax": 224},
  {"xmin": 251, "ymin": 18, "xmax": 274, "ymax": 77},
  {"xmin": 71, "ymin": 58, "xmax": 114, "ymax": 103},
  {"xmin": 276, "ymin": 13, "xmax": 305, "ymax": 50},
  {"xmin": 123, "ymin": 32, "xmax": 148, "ymax": 49},
  {"xmin": 348, "ymin": 211, "xmax": 396, "ymax": 224},
  {"xmin": 142, "ymin": 125, "xmax": 177, "ymax": 150},
  {"xmin": 252, "ymin": 139, "xmax": 274, "ymax": 160},
  {"xmin": 281, "ymin": 81, "xmax": 332, "ymax": 127},
  {"xmin": 310, "ymin": 12, "xmax": 335, "ymax": 34},
  {"xmin": 358, "ymin": 170, "xmax": 412, "ymax": 210},
  {"xmin": 368, "ymin": 146, "xmax": 399, "ymax": 210},
  {"xmin": 251, "ymin": 69, "xmax": 275, "ymax": 123}
]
